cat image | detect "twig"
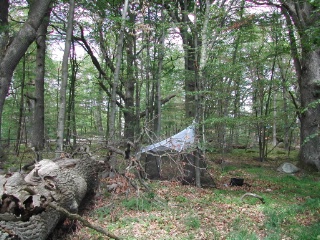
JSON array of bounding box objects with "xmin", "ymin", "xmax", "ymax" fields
[
  {"xmin": 48, "ymin": 202, "xmax": 121, "ymax": 240},
  {"xmin": 240, "ymin": 192, "xmax": 265, "ymax": 204}
]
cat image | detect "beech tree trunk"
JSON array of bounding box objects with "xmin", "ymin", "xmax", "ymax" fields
[
  {"xmin": 15, "ymin": 55, "xmax": 26, "ymax": 155},
  {"xmin": 108, "ymin": 0, "xmax": 129, "ymax": 142},
  {"xmin": 0, "ymin": 157, "xmax": 99, "ymax": 240},
  {"xmin": 31, "ymin": 10, "xmax": 51, "ymax": 159},
  {"xmin": 164, "ymin": 1, "xmax": 197, "ymax": 120},
  {"xmin": 299, "ymin": 50, "xmax": 320, "ymax": 170},
  {"xmin": 0, "ymin": 0, "xmax": 52, "ymax": 140},
  {"xmin": 280, "ymin": 1, "xmax": 320, "ymax": 170},
  {"xmin": 56, "ymin": 0, "xmax": 75, "ymax": 155}
]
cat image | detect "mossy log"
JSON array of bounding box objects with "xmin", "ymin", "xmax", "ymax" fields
[{"xmin": 0, "ymin": 157, "xmax": 99, "ymax": 240}]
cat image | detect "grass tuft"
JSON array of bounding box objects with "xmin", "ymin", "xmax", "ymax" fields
[{"xmin": 184, "ymin": 214, "xmax": 201, "ymax": 229}]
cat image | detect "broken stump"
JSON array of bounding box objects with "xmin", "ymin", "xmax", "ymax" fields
[{"xmin": 0, "ymin": 156, "xmax": 99, "ymax": 240}]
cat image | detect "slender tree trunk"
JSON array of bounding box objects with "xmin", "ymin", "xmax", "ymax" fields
[
  {"xmin": 272, "ymin": 93, "xmax": 277, "ymax": 147},
  {"xmin": 123, "ymin": 31, "xmax": 135, "ymax": 142},
  {"xmin": 282, "ymin": 76, "xmax": 289, "ymax": 150},
  {"xmin": 94, "ymin": 87, "xmax": 104, "ymax": 136},
  {"xmin": 31, "ymin": 10, "xmax": 51, "ymax": 160},
  {"xmin": 66, "ymin": 44, "xmax": 77, "ymax": 147},
  {"xmin": 134, "ymin": 41, "xmax": 141, "ymax": 140},
  {"xmin": 145, "ymin": 7, "xmax": 152, "ymax": 128},
  {"xmin": 108, "ymin": 0, "xmax": 129, "ymax": 143},
  {"xmin": 230, "ymin": 1, "xmax": 245, "ymax": 147},
  {"xmin": 193, "ymin": 3, "xmax": 201, "ymax": 188},
  {"xmin": 56, "ymin": 0, "xmax": 75, "ymax": 155},
  {"xmin": 153, "ymin": 4, "xmax": 165, "ymax": 137},
  {"xmin": 277, "ymin": 56, "xmax": 291, "ymax": 149},
  {"xmin": 166, "ymin": 0, "xmax": 197, "ymax": 120},
  {"xmin": 15, "ymin": 55, "xmax": 26, "ymax": 155},
  {"xmin": 199, "ymin": 0, "xmax": 210, "ymax": 70}
]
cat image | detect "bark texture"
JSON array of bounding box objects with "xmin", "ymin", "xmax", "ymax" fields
[
  {"xmin": 0, "ymin": 157, "xmax": 99, "ymax": 240},
  {"xmin": 299, "ymin": 49, "xmax": 320, "ymax": 170},
  {"xmin": 280, "ymin": 1, "xmax": 320, "ymax": 170},
  {"xmin": 31, "ymin": 10, "xmax": 51, "ymax": 156},
  {"xmin": 56, "ymin": 0, "xmax": 75, "ymax": 153},
  {"xmin": 0, "ymin": 0, "xmax": 52, "ymax": 139}
]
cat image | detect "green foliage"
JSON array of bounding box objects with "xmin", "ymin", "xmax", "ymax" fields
[
  {"xmin": 292, "ymin": 222, "xmax": 320, "ymax": 240},
  {"xmin": 261, "ymin": 175, "xmax": 320, "ymax": 239},
  {"xmin": 146, "ymin": 191, "xmax": 156, "ymax": 199},
  {"xmin": 121, "ymin": 194, "xmax": 157, "ymax": 212},
  {"xmin": 226, "ymin": 229, "xmax": 259, "ymax": 240},
  {"xmin": 301, "ymin": 99, "xmax": 320, "ymax": 114},
  {"xmin": 302, "ymin": 131, "xmax": 319, "ymax": 146},
  {"xmin": 175, "ymin": 195, "xmax": 188, "ymax": 203},
  {"xmin": 184, "ymin": 214, "xmax": 201, "ymax": 230},
  {"xmin": 263, "ymin": 201, "xmax": 320, "ymax": 240},
  {"xmin": 1, "ymin": 0, "xmax": 301, "ymax": 162},
  {"xmin": 93, "ymin": 205, "xmax": 111, "ymax": 220},
  {"xmin": 63, "ymin": 148, "xmax": 320, "ymax": 239},
  {"xmin": 213, "ymin": 189, "xmax": 237, "ymax": 204},
  {"xmin": 263, "ymin": 207, "xmax": 286, "ymax": 230}
]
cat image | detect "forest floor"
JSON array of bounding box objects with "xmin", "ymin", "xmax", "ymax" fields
[{"xmin": 51, "ymin": 149, "xmax": 320, "ymax": 240}]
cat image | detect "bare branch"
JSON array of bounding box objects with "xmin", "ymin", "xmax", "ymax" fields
[
  {"xmin": 48, "ymin": 203, "xmax": 121, "ymax": 240},
  {"xmin": 240, "ymin": 192, "xmax": 265, "ymax": 203},
  {"xmin": 140, "ymin": 94, "xmax": 176, "ymax": 118}
]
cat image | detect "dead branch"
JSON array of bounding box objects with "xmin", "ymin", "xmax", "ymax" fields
[
  {"xmin": 106, "ymin": 146, "xmax": 126, "ymax": 157},
  {"xmin": 48, "ymin": 202, "xmax": 121, "ymax": 240},
  {"xmin": 240, "ymin": 192, "xmax": 265, "ymax": 204}
]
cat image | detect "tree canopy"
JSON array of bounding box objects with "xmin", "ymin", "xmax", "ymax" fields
[{"xmin": 0, "ymin": 0, "xmax": 319, "ymax": 170}]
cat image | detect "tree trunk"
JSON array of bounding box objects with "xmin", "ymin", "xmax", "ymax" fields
[
  {"xmin": 15, "ymin": 55, "xmax": 26, "ymax": 155},
  {"xmin": 94, "ymin": 87, "xmax": 104, "ymax": 137},
  {"xmin": 56, "ymin": 0, "xmax": 75, "ymax": 155},
  {"xmin": 123, "ymin": 32, "xmax": 136, "ymax": 142},
  {"xmin": 272, "ymin": 93, "xmax": 277, "ymax": 147},
  {"xmin": 153, "ymin": 5, "xmax": 165, "ymax": 138},
  {"xmin": 0, "ymin": 0, "xmax": 52, "ymax": 141},
  {"xmin": 280, "ymin": 1, "xmax": 320, "ymax": 170},
  {"xmin": 299, "ymin": 50, "xmax": 320, "ymax": 170},
  {"xmin": 108, "ymin": 0, "xmax": 129, "ymax": 142},
  {"xmin": 66, "ymin": 43, "xmax": 78, "ymax": 147},
  {"xmin": 193, "ymin": 3, "xmax": 201, "ymax": 188},
  {"xmin": 0, "ymin": 156, "xmax": 99, "ymax": 240},
  {"xmin": 0, "ymin": 0, "xmax": 9, "ymax": 66},
  {"xmin": 165, "ymin": 0, "xmax": 197, "ymax": 120},
  {"xmin": 31, "ymin": 10, "xmax": 51, "ymax": 159}
]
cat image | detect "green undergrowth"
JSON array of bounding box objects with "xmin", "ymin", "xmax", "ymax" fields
[{"xmin": 62, "ymin": 149, "xmax": 320, "ymax": 240}]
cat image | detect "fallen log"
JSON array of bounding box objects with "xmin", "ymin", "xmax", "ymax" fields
[{"xmin": 0, "ymin": 157, "xmax": 100, "ymax": 240}]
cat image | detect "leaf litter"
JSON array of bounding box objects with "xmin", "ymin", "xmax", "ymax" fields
[{"xmin": 52, "ymin": 156, "xmax": 320, "ymax": 240}]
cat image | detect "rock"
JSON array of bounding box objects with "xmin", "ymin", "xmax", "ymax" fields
[{"xmin": 277, "ymin": 162, "xmax": 299, "ymax": 173}]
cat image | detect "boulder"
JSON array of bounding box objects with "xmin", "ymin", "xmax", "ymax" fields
[{"xmin": 277, "ymin": 162, "xmax": 299, "ymax": 174}]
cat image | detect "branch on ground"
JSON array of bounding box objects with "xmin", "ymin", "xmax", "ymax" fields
[
  {"xmin": 240, "ymin": 192, "xmax": 265, "ymax": 204},
  {"xmin": 48, "ymin": 202, "xmax": 121, "ymax": 240}
]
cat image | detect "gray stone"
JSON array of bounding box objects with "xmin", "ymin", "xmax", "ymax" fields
[{"xmin": 277, "ymin": 162, "xmax": 299, "ymax": 173}]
